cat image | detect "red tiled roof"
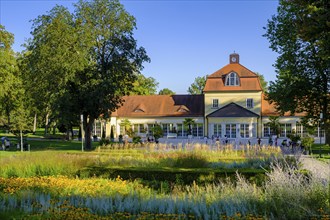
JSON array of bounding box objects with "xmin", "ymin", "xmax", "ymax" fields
[
  {"xmin": 114, "ymin": 95, "xmax": 204, "ymax": 117},
  {"xmin": 204, "ymin": 63, "xmax": 262, "ymax": 92},
  {"xmin": 261, "ymin": 94, "xmax": 306, "ymax": 117}
]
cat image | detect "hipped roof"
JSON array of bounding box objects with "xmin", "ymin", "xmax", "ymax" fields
[
  {"xmin": 113, "ymin": 95, "xmax": 204, "ymax": 117},
  {"xmin": 204, "ymin": 63, "xmax": 262, "ymax": 92},
  {"xmin": 261, "ymin": 94, "xmax": 306, "ymax": 117}
]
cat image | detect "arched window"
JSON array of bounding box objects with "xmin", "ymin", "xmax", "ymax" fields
[{"xmin": 225, "ymin": 72, "xmax": 240, "ymax": 86}]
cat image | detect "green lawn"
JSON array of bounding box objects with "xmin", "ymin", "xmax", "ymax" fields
[
  {"xmin": 2, "ymin": 139, "xmax": 98, "ymax": 151},
  {"xmin": 310, "ymin": 143, "xmax": 330, "ymax": 159},
  {"xmin": 0, "ymin": 128, "xmax": 75, "ymax": 139},
  {"xmin": 0, "ymin": 127, "xmax": 98, "ymax": 151}
]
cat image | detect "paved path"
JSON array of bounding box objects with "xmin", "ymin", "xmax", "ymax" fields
[{"xmin": 299, "ymin": 155, "xmax": 330, "ymax": 181}]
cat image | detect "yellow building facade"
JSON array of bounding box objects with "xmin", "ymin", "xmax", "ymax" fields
[{"xmin": 95, "ymin": 53, "xmax": 325, "ymax": 144}]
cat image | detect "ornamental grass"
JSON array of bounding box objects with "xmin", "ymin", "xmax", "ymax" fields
[
  {"xmin": 0, "ymin": 144, "xmax": 280, "ymax": 178},
  {"xmin": 0, "ymin": 159, "xmax": 328, "ymax": 219}
]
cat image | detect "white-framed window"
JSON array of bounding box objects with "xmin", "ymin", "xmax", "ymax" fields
[
  {"xmin": 212, "ymin": 99, "xmax": 219, "ymax": 108},
  {"xmin": 263, "ymin": 124, "xmax": 276, "ymax": 137},
  {"xmin": 177, "ymin": 123, "xmax": 189, "ymax": 137},
  {"xmin": 140, "ymin": 124, "xmax": 146, "ymax": 133},
  {"xmin": 162, "ymin": 123, "xmax": 174, "ymax": 134},
  {"xmin": 192, "ymin": 123, "xmax": 203, "ymax": 137},
  {"xmin": 133, "ymin": 124, "xmax": 138, "ymax": 133},
  {"xmin": 240, "ymin": 124, "xmax": 249, "ymax": 138},
  {"xmin": 280, "ymin": 124, "xmax": 292, "ymax": 137},
  {"xmin": 225, "ymin": 124, "xmax": 236, "ymax": 138},
  {"xmin": 246, "ymin": 98, "xmax": 254, "ymax": 109},
  {"xmin": 296, "ymin": 123, "xmax": 307, "ymax": 137},
  {"xmin": 314, "ymin": 127, "xmax": 325, "ymax": 137},
  {"xmin": 177, "ymin": 124, "xmax": 183, "ymax": 136},
  {"xmin": 120, "ymin": 125, "xmax": 125, "ymax": 135},
  {"xmin": 213, "ymin": 124, "xmax": 222, "ymax": 137},
  {"xmin": 147, "ymin": 124, "xmax": 155, "ymax": 135},
  {"xmin": 225, "ymin": 72, "xmax": 240, "ymax": 86}
]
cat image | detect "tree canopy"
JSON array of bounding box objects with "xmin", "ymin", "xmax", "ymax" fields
[
  {"xmin": 0, "ymin": 25, "xmax": 22, "ymax": 128},
  {"xmin": 0, "ymin": 24, "xmax": 16, "ymax": 96},
  {"xmin": 255, "ymin": 72, "xmax": 268, "ymax": 92},
  {"xmin": 264, "ymin": 0, "xmax": 329, "ymax": 143},
  {"xmin": 131, "ymin": 74, "xmax": 158, "ymax": 95},
  {"xmin": 23, "ymin": 0, "xmax": 149, "ymax": 149},
  {"xmin": 187, "ymin": 75, "xmax": 207, "ymax": 94},
  {"xmin": 158, "ymin": 88, "xmax": 175, "ymax": 95}
]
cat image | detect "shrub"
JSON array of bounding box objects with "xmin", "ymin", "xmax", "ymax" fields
[
  {"xmin": 287, "ymin": 133, "xmax": 301, "ymax": 142},
  {"xmin": 302, "ymin": 137, "xmax": 314, "ymax": 153},
  {"xmin": 173, "ymin": 153, "xmax": 208, "ymax": 168},
  {"xmin": 132, "ymin": 136, "xmax": 142, "ymax": 144},
  {"xmin": 302, "ymin": 137, "xmax": 314, "ymax": 147},
  {"xmin": 99, "ymin": 138, "xmax": 110, "ymax": 146},
  {"xmin": 76, "ymin": 166, "xmax": 265, "ymax": 186}
]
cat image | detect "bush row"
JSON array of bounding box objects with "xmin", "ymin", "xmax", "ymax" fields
[{"xmin": 76, "ymin": 167, "xmax": 266, "ymax": 187}]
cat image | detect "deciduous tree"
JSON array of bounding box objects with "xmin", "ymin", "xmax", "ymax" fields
[
  {"xmin": 0, "ymin": 25, "xmax": 20, "ymax": 127},
  {"xmin": 23, "ymin": 0, "xmax": 149, "ymax": 149},
  {"xmin": 187, "ymin": 75, "xmax": 207, "ymax": 94},
  {"xmin": 264, "ymin": 0, "xmax": 329, "ymax": 144},
  {"xmin": 255, "ymin": 72, "xmax": 268, "ymax": 92},
  {"xmin": 158, "ymin": 88, "xmax": 175, "ymax": 95},
  {"xmin": 10, "ymin": 98, "xmax": 33, "ymax": 152},
  {"xmin": 131, "ymin": 74, "xmax": 158, "ymax": 95},
  {"xmin": 267, "ymin": 116, "xmax": 281, "ymax": 137},
  {"xmin": 22, "ymin": 5, "xmax": 84, "ymax": 135},
  {"xmin": 74, "ymin": 0, "xmax": 149, "ymax": 149}
]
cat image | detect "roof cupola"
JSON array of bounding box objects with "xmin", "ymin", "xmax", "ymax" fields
[{"xmin": 229, "ymin": 53, "xmax": 239, "ymax": 64}]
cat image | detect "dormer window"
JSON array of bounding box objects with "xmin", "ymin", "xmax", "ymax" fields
[
  {"xmin": 225, "ymin": 72, "xmax": 240, "ymax": 86},
  {"xmin": 133, "ymin": 104, "xmax": 145, "ymax": 113},
  {"xmin": 134, "ymin": 109, "xmax": 144, "ymax": 113},
  {"xmin": 177, "ymin": 105, "xmax": 190, "ymax": 113}
]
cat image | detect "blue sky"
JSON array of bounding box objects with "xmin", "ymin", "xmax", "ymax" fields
[{"xmin": 0, "ymin": 0, "xmax": 279, "ymax": 94}]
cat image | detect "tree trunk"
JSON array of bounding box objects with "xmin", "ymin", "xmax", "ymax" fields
[
  {"xmin": 325, "ymin": 123, "xmax": 330, "ymax": 145},
  {"xmin": 65, "ymin": 124, "xmax": 73, "ymax": 141},
  {"xmin": 20, "ymin": 130, "xmax": 23, "ymax": 152},
  {"xmin": 70, "ymin": 126, "xmax": 74, "ymax": 141},
  {"xmin": 33, "ymin": 113, "xmax": 37, "ymax": 134},
  {"xmin": 45, "ymin": 113, "xmax": 49, "ymax": 135},
  {"xmin": 84, "ymin": 114, "xmax": 95, "ymax": 150},
  {"xmin": 66, "ymin": 130, "xmax": 70, "ymax": 141},
  {"xmin": 7, "ymin": 113, "xmax": 10, "ymax": 128},
  {"xmin": 78, "ymin": 126, "xmax": 82, "ymax": 141}
]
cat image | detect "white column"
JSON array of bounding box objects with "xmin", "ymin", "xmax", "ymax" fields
[
  {"xmin": 222, "ymin": 123, "xmax": 225, "ymax": 138},
  {"xmin": 209, "ymin": 123, "xmax": 214, "ymax": 138},
  {"xmin": 236, "ymin": 123, "xmax": 240, "ymax": 138}
]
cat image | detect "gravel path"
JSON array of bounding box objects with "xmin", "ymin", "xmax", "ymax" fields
[{"xmin": 299, "ymin": 155, "xmax": 330, "ymax": 181}]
